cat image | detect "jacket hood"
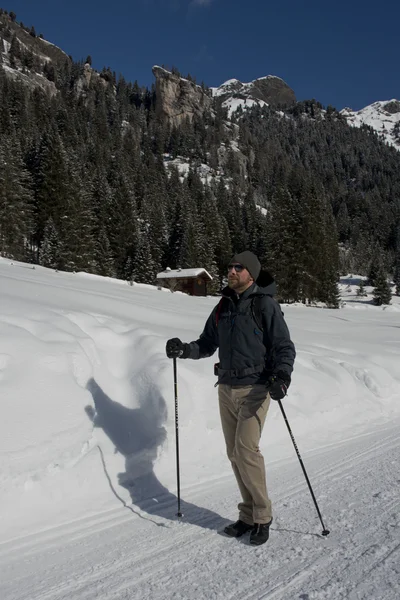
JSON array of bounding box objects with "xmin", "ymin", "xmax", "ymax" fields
[
  {"xmin": 221, "ymin": 269, "xmax": 276, "ymax": 299},
  {"xmin": 253, "ymin": 269, "xmax": 277, "ymax": 296}
]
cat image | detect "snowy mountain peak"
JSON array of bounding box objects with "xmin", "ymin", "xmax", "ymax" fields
[
  {"xmin": 341, "ymin": 100, "xmax": 400, "ymax": 150},
  {"xmin": 211, "ymin": 74, "xmax": 296, "ymax": 117},
  {"xmin": 212, "ymin": 75, "xmax": 286, "ymax": 97}
]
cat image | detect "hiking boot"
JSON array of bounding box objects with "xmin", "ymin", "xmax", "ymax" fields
[
  {"xmin": 250, "ymin": 520, "xmax": 272, "ymax": 546},
  {"xmin": 223, "ymin": 519, "xmax": 253, "ymax": 538}
]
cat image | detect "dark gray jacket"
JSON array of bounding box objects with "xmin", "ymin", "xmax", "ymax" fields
[{"xmin": 183, "ymin": 271, "xmax": 296, "ymax": 386}]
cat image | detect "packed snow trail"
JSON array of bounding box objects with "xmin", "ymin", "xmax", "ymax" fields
[{"xmin": 1, "ymin": 422, "xmax": 399, "ymax": 600}]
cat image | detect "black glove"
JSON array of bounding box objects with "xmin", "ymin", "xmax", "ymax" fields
[
  {"xmin": 166, "ymin": 338, "xmax": 188, "ymax": 359},
  {"xmin": 267, "ymin": 371, "xmax": 291, "ymax": 401}
]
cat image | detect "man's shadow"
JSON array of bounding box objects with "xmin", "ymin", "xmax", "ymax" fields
[{"xmin": 85, "ymin": 378, "xmax": 226, "ymax": 531}]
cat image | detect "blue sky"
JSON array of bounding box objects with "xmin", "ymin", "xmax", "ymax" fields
[{"xmin": 4, "ymin": 0, "xmax": 400, "ymax": 110}]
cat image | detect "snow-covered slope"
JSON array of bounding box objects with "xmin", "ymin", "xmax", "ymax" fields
[
  {"xmin": 1, "ymin": 259, "xmax": 400, "ymax": 599},
  {"xmin": 341, "ymin": 100, "xmax": 400, "ymax": 150}
]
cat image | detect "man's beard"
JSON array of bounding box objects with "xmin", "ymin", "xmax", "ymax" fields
[{"xmin": 228, "ymin": 276, "xmax": 252, "ymax": 291}]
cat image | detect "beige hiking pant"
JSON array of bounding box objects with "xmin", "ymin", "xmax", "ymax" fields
[{"xmin": 218, "ymin": 384, "xmax": 272, "ymax": 525}]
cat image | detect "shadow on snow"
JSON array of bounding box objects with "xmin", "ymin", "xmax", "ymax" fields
[{"xmin": 85, "ymin": 377, "xmax": 226, "ymax": 532}]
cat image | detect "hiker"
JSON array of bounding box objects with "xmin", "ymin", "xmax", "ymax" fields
[{"xmin": 166, "ymin": 251, "xmax": 296, "ymax": 545}]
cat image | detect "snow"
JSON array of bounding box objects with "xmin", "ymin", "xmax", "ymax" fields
[
  {"xmin": 163, "ymin": 155, "xmax": 218, "ymax": 185},
  {"xmin": 223, "ymin": 96, "xmax": 268, "ymax": 118},
  {"xmin": 211, "ymin": 79, "xmax": 241, "ymax": 98},
  {"xmin": 257, "ymin": 75, "xmax": 284, "ymax": 83},
  {"xmin": 210, "ymin": 76, "xmax": 272, "ymax": 117},
  {"xmin": 341, "ymin": 100, "xmax": 400, "ymax": 150},
  {"xmin": 157, "ymin": 267, "xmax": 212, "ymax": 280},
  {"xmin": 2, "ymin": 39, "xmax": 11, "ymax": 53},
  {"xmin": 256, "ymin": 204, "xmax": 268, "ymax": 216},
  {"xmin": 39, "ymin": 37, "xmax": 68, "ymax": 56},
  {"xmin": 1, "ymin": 260, "xmax": 400, "ymax": 599},
  {"xmin": 221, "ymin": 78, "xmax": 241, "ymax": 86},
  {"xmin": 2, "ymin": 63, "xmax": 18, "ymax": 75}
]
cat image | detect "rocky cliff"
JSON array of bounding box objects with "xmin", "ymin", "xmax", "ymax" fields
[
  {"xmin": 152, "ymin": 66, "xmax": 296, "ymax": 125},
  {"xmin": 152, "ymin": 66, "xmax": 212, "ymax": 126}
]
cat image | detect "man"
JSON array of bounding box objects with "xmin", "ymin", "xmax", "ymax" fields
[{"xmin": 166, "ymin": 251, "xmax": 295, "ymax": 545}]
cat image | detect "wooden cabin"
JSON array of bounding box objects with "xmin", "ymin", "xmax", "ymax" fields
[{"xmin": 156, "ymin": 267, "xmax": 213, "ymax": 296}]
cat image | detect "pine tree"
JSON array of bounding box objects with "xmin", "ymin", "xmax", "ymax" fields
[
  {"xmin": 60, "ymin": 165, "xmax": 96, "ymax": 272},
  {"xmin": 267, "ymin": 186, "xmax": 305, "ymax": 302},
  {"xmin": 372, "ymin": 268, "xmax": 392, "ymax": 306},
  {"xmin": 94, "ymin": 226, "xmax": 115, "ymax": 277},
  {"xmin": 336, "ymin": 201, "xmax": 351, "ymax": 242},
  {"xmin": 317, "ymin": 202, "xmax": 341, "ymax": 308},
  {"xmin": 0, "ymin": 139, "xmax": 33, "ymax": 260},
  {"xmin": 39, "ymin": 218, "xmax": 63, "ymax": 268},
  {"xmin": 325, "ymin": 281, "xmax": 341, "ymax": 309},
  {"xmin": 356, "ymin": 280, "xmax": 367, "ymax": 297},
  {"xmin": 134, "ymin": 224, "xmax": 156, "ymax": 284},
  {"xmin": 199, "ymin": 187, "xmax": 222, "ymax": 294},
  {"xmin": 35, "ymin": 128, "xmax": 71, "ymax": 244},
  {"xmin": 241, "ymin": 188, "xmax": 260, "ymax": 251},
  {"xmin": 140, "ymin": 157, "xmax": 168, "ymax": 272},
  {"xmin": 177, "ymin": 180, "xmax": 206, "ymax": 269},
  {"xmin": 215, "ymin": 216, "xmax": 232, "ymax": 287},
  {"xmin": 9, "ymin": 34, "xmax": 21, "ymax": 68},
  {"xmin": 299, "ymin": 179, "xmax": 332, "ymax": 303},
  {"xmin": 165, "ymin": 169, "xmax": 185, "ymax": 268},
  {"xmin": 395, "ymin": 252, "xmax": 400, "ymax": 297},
  {"xmin": 179, "ymin": 221, "xmax": 200, "ymax": 268},
  {"xmin": 107, "ymin": 166, "xmax": 139, "ymax": 278},
  {"xmin": 368, "ymin": 246, "xmax": 383, "ymax": 286}
]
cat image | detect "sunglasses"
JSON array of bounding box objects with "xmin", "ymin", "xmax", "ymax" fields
[{"xmin": 227, "ymin": 264, "xmax": 245, "ymax": 272}]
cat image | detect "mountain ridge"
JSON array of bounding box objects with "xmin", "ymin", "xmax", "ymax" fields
[
  {"xmin": 1, "ymin": 9, "xmax": 399, "ymax": 150},
  {"xmin": 341, "ymin": 100, "xmax": 400, "ymax": 150}
]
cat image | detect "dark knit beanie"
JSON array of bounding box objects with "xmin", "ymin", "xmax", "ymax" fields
[{"xmin": 230, "ymin": 251, "xmax": 261, "ymax": 281}]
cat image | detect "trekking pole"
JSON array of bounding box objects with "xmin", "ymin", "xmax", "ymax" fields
[
  {"xmin": 278, "ymin": 400, "xmax": 330, "ymax": 536},
  {"xmin": 173, "ymin": 358, "xmax": 183, "ymax": 518}
]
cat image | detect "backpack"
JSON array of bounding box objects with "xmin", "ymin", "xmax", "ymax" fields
[{"xmin": 215, "ymin": 296, "xmax": 264, "ymax": 331}]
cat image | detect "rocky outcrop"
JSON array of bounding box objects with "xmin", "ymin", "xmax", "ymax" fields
[
  {"xmin": 251, "ymin": 76, "xmax": 296, "ymax": 107},
  {"xmin": 152, "ymin": 66, "xmax": 212, "ymax": 126},
  {"xmin": 214, "ymin": 76, "xmax": 296, "ymax": 109},
  {"xmin": 383, "ymin": 100, "xmax": 400, "ymax": 115}
]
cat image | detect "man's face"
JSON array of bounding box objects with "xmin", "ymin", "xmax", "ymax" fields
[{"xmin": 227, "ymin": 263, "xmax": 254, "ymax": 292}]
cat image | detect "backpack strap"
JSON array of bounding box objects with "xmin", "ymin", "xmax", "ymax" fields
[
  {"xmin": 250, "ymin": 296, "xmax": 264, "ymax": 332},
  {"xmin": 216, "ymin": 295, "xmax": 265, "ymax": 330},
  {"xmin": 215, "ymin": 297, "xmax": 225, "ymax": 327}
]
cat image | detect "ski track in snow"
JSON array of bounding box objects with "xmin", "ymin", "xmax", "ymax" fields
[
  {"xmin": 1, "ymin": 425, "xmax": 400, "ymax": 600},
  {"xmin": 1, "ymin": 260, "xmax": 400, "ymax": 599}
]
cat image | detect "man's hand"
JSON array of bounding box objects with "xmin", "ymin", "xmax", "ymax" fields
[
  {"xmin": 166, "ymin": 338, "xmax": 188, "ymax": 359},
  {"xmin": 267, "ymin": 371, "xmax": 291, "ymax": 401}
]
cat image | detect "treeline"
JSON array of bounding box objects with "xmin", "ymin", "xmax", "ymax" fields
[{"xmin": 0, "ymin": 15, "xmax": 399, "ymax": 305}]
